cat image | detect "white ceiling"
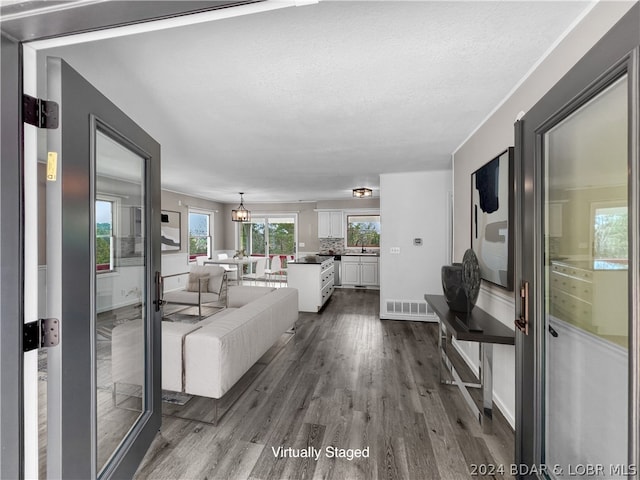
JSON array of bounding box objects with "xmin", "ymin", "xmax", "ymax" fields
[{"xmin": 40, "ymin": 0, "xmax": 592, "ymax": 203}]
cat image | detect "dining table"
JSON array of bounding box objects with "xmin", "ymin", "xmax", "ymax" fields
[{"xmin": 203, "ymin": 256, "xmax": 260, "ymax": 284}]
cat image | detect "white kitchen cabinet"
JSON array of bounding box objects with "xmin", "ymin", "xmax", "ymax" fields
[
  {"xmin": 341, "ymin": 255, "xmax": 379, "ymax": 287},
  {"xmin": 360, "ymin": 258, "xmax": 379, "ymax": 286},
  {"xmin": 342, "ymin": 261, "xmax": 360, "ymax": 284},
  {"xmin": 287, "ymin": 256, "xmax": 335, "ymax": 312},
  {"xmin": 317, "ymin": 211, "xmax": 344, "ymax": 238}
]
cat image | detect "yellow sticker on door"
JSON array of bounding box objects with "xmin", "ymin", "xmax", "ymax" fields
[{"xmin": 47, "ymin": 152, "xmax": 57, "ymax": 181}]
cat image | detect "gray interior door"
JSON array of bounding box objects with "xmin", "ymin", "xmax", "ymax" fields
[
  {"xmin": 45, "ymin": 56, "xmax": 162, "ymax": 479},
  {"xmin": 516, "ymin": 5, "xmax": 639, "ymax": 477}
]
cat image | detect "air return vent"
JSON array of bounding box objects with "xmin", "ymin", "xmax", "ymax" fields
[{"xmin": 385, "ymin": 300, "xmax": 432, "ymax": 317}]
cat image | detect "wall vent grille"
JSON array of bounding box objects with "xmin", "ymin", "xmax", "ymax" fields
[{"xmin": 385, "ymin": 300, "xmax": 432, "ymax": 317}]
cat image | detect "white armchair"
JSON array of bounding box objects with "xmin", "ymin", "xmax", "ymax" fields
[{"xmin": 162, "ymin": 265, "xmax": 227, "ymax": 318}]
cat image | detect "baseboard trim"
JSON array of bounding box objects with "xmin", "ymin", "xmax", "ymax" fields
[
  {"xmin": 379, "ymin": 315, "xmax": 438, "ymax": 323},
  {"xmin": 452, "ymin": 339, "xmax": 515, "ymax": 430}
]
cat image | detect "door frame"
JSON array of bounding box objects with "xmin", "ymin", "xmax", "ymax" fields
[
  {"xmin": 0, "ymin": 31, "xmax": 25, "ymax": 480},
  {"xmin": 1, "ymin": 1, "xmax": 278, "ymax": 477},
  {"xmin": 515, "ymin": 3, "xmax": 640, "ymax": 475}
]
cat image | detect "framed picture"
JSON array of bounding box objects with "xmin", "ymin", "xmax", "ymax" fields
[
  {"xmin": 471, "ymin": 147, "xmax": 514, "ymax": 291},
  {"xmin": 161, "ymin": 210, "xmax": 181, "ymax": 251}
]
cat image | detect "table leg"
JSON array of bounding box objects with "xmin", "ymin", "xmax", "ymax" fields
[
  {"xmin": 481, "ymin": 342, "xmax": 493, "ymax": 433},
  {"xmin": 438, "ymin": 320, "xmax": 444, "ymax": 383}
]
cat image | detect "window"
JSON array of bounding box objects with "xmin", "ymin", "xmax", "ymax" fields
[
  {"xmin": 238, "ymin": 215, "xmax": 296, "ymax": 259},
  {"xmin": 347, "ymin": 215, "xmax": 380, "ymax": 248},
  {"xmin": 592, "ymin": 204, "xmax": 628, "ymax": 270},
  {"xmin": 189, "ymin": 211, "xmax": 211, "ymax": 259},
  {"xmin": 96, "ymin": 199, "xmax": 115, "ymax": 272}
]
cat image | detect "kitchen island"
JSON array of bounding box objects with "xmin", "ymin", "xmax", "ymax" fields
[{"xmin": 287, "ymin": 255, "xmax": 334, "ymax": 312}]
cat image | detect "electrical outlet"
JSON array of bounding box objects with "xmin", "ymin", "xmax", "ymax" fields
[{"xmin": 299, "ymin": 242, "xmax": 305, "ymax": 247}]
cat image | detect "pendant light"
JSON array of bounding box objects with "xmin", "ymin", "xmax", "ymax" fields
[
  {"xmin": 352, "ymin": 187, "xmax": 372, "ymax": 198},
  {"xmin": 232, "ymin": 192, "xmax": 251, "ymax": 222}
]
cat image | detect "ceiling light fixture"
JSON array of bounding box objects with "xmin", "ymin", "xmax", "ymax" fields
[
  {"xmin": 352, "ymin": 187, "xmax": 372, "ymax": 198},
  {"xmin": 231, "ymin": 192, "xmax": 251, "ymax": 222}
]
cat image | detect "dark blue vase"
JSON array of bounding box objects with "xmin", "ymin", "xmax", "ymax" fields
[{"xmin": 441, "ymin": 263, "xmax": 473, "ymax": 312}]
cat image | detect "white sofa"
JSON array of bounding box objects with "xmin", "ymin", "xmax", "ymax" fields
[{"xmin": 112, "ymin": 286, "xmax": 299, "ymax": 421}]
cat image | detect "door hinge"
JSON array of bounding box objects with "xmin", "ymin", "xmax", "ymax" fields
[
  {"xmin": 23, "ymin": 318, "xmax": 60, "ymax": 352},
  {"xmin": 22, "ymin": 94, "xmax": 59, "ymax": 129}
]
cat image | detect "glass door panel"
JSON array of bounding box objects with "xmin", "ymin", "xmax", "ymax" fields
[
  {"xmin": 267, "ymin": 217, "xmax": 295, "ymax": 256},
  {"xmin": 95, "ymin": 129, "xmax": 147, "ymax": 473},
  {"xmin": 543, "ymin": 75, "xmax": 628, "ymax": 474},
  {"xmin": 250, "ymin": 218, "xmax": 266, "ymax": 256}
]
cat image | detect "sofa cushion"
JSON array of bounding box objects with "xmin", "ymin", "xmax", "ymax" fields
[
  {"xmin": 195, "ymin": 307, "xmax": 239, "ymax": 327},
  {"xmin": 162, "ymin": 321, "xmax": 202, "ymax": 392},
  {"xmin": 227, "ymin": 286, "xmax": 275, "ymax": 308},
  {"xmin": 184, "ymin": 304, "xmax": 273, "ymax": 398},
  {"xmin": 111, "ymin": 319, "xmax": 144, "ymax": 387},
  {"xmin": 164, "ymin": 290, "xmax": 220, "ymax": 305}
]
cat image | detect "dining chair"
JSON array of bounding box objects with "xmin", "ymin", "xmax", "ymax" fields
[
  {"xmin": 265, "ymin": 255, "xmax": 284, "ymax": 286},
  {"xmin": 217, "ymin": 253, "xmax": 238, "ymax": 284},
  {"xmin": 243, "ymin": 257, "xmax": 268, "ymax": 285}
]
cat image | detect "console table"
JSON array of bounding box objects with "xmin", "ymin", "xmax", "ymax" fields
[{"xmin": 424, "ymin": 294, "xmax": 515, "ymax": 433}]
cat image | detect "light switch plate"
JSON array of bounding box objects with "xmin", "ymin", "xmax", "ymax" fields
[
  {"xmin": 299, "ymin": 242, "xmax": 305, "ymax": 247},
  {"xmin": 390, "ymin": 247, "xmax": 400, "ymax": 254}
]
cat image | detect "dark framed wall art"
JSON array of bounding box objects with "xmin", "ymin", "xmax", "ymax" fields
[
  {"xmin": 161, "ymin": 210, "xmax": 181, "ymax": 251},
  {"xmin": 471, "ymin": 147, "xmax": 514, "ymax": 291}
]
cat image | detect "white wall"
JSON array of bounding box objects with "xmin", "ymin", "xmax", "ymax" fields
[
  {"xmin": 161, "ymin": 252, "xmax": 190, "ymax": 293},
  {"xmin": 451, "ymin": 1, "xmax": 635, "ymax": 428},
  {"xmin": 162, "ymin": 189, "xmax": 226, "ymax": 253},
  {"xmin": 96, "ymin": 266, "xmax": 145, "ymax": 313},
  {"xmin": 380, "ymin": 170, "xmax": 451, "ymax": 321}
]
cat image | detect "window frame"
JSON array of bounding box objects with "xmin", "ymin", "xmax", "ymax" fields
[
  {"xmin": 346, "ymin": 214, "xmax": 381, "ymax": 248},
  {"xmin": 237, "ymin": 213, "xmax": 298, "ymax": 259},
  {"xmin": 188, "ymin": 208, "xmax": 213, "ymax": 259},
  {"xmin": 95, "ymin": 195, "xmax": 119, "ymax": 274},
  {"xmin": 590, "ymin": 200, "xmax": 628, "ymax": 270}
]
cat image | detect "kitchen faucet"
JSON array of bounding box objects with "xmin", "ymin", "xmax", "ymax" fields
[{"xmin": 357, "ymin": 237, "xmax": 366, "ymax": 253}]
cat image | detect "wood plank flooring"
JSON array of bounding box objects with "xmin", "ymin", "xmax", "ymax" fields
[{"xmin": 135, "ymin": 288, "xmax": 514, "ymax": 479}]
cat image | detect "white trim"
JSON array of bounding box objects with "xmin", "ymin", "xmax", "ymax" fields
[
  {"xmin": 26, "ymin": 1, "xmax": 312, "ymax": 51},
  {"xmin": 494, "ymin": 392, "xmax": 516, "ymax": 430},
  {"xmin": 452, "ymin": 0, "xmax": 599, "ymax": 156},
  {"xmin": 315, "ymin": 208, "xmax": 380, "ymax": 214},
  {"xmin": 379, "ymin": 315, "xmax": 436, "ymax": 323},
  {"xmin": 478, "ymin": 282, "xmax": 514, "ymax": 308},
  {"xmin": 452, "ymin": 339, "xmax": 480, "ymax": 377},
  {"xmin": 22, "ymin": 43, "xmax": 39, "ymax": 480},
  {"xmin": 452, "ymin": 340, "xmax": 515, "ymax": 430},
  {"xmin": 0, "ymin": 0, "xmax": 107, "ymax": 21}
]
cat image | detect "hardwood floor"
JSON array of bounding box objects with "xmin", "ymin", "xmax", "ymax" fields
[{"xmin": 135, "ymin": 288, "xmax": 514, "ymax": 479}]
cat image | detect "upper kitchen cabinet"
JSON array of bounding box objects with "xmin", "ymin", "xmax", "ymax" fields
[{"xmin": 318, "ymin": 211, "xmax": 344, "ymax": 238}]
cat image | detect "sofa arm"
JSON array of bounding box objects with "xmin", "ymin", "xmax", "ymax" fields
[
  {"xmin": 226, "ymin": 286, "xmax": 275, "ymax": 308},
  {"xmin": 162, "ymin": 321, "xmax": 202, "ymax": 392},
  {"xmin": 112, "ymin": 320, "xmax": 144, "ymax": 388}
]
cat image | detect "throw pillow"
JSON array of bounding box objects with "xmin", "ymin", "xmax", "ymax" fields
[{"xmin": 186, "ymin": 272, "xmax": 209, "ymax": 292}]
